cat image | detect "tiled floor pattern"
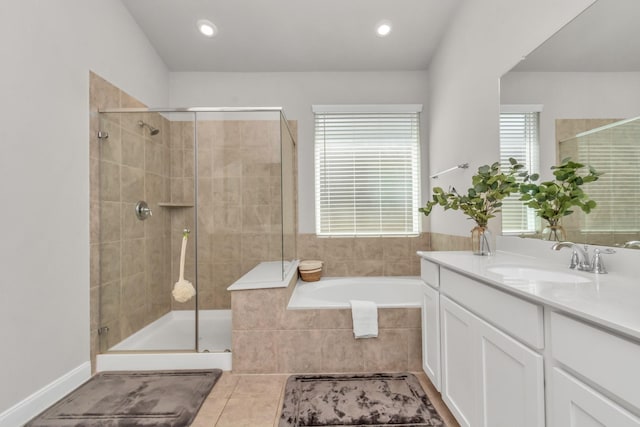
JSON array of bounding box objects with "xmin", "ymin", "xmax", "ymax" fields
[{"xmin": 191, "ymin": 371, "xmax": 460, "ymax": 427}]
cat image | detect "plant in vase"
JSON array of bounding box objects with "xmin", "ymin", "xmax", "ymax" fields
[
  {"xmin": 519, "ymin": 158, "xmax": 601, "ymax": 241},
  {"xmin": 419, "ymin": 158, "xmax": 526, "ymax": 255}
]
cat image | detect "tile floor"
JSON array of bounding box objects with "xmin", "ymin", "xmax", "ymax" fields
[{"xmin": 191, "ymin": 371, "xmax": 460, "ymax": 427}]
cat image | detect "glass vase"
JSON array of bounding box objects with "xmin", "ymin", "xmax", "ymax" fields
[
  {"xmin": 543, "ymin": 223, "xmax": 566, "ymax": 241},
  {"xmin": 471, "ymin": 226, "xmax": 492, "ymax": 256}
]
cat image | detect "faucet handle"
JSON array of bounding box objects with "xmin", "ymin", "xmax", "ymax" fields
[
  {"xmin": 591, "ymin": 249, "xmax": 607, "ymax": 274},
  {"xmin": 569, "ymin": 250, "xmax": 579, "ymax": 269}
]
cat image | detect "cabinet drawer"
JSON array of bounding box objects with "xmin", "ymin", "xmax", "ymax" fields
[
  {"xmin": 551, "ymin": 368, "xmax": 640, "ymax": 427},
  {"xmin": 551, "ymin": 312, "xmax": 640, "ymax": 411},
  {"xmin": 420, "ymin": 258, "xmax": 440, "ymax": 288},
  {"xmin": 440, "ymin": 268, "xmax": 544, "ymax": 349}
]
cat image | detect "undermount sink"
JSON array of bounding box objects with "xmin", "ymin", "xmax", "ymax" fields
[{"xmin": 486, "ymin": 265, "xmax": 592, "ymax": 284}]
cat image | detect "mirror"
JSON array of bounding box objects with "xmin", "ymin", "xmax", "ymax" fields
[{"xmin": 500, "ymin": 0, "xmax": 640, "ymax": 248}]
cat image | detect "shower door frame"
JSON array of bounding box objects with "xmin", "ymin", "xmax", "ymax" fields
[{"xmin": 96, "ymin": 106, "xmax": 296, "ymax": 354}]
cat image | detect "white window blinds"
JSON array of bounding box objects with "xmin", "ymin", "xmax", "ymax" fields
[
  {"xmin": 314, "ymin": 105, "xmax": 421, "ymax": 236},
  {"xmin": 500, "ymin": 108, "xmax": 541, "ymax": 234}
]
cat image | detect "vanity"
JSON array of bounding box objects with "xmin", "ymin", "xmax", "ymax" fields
[{"xmin": 417, "ymin": 248, "xmax": 640, "ymax": 427}]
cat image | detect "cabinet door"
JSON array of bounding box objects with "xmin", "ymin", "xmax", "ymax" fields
[
  {"xmin": 550, "ymin": 368, "xmax": 640, "ymax": 427},
  {"xmin": 440, "ymin": 296, "xmax": 476, "ymax": 427},
  {"xmin": 422, "ymin": 283, "xmax": 440, "ymax": 390},
  {"xmin": 476, "ymin": 312, "xmax": 545, "ymax": 427}
]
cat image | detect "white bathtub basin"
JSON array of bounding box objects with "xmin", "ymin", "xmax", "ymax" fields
[
  {"xmin": 487, "ymin": 265, "xmax": 591, "ymax": 284},
  {"xmin": 287, "ymin": 276, "xmax": 422, "ymax": 309}
]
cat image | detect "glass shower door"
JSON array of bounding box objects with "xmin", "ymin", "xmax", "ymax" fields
[{"xmin": 97, "ymin": 110, "xmax": 198, "ymax": 353}]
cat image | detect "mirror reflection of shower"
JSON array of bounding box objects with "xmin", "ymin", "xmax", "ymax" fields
[{"xmin": 138, "ymin": 120, "xmax": 160, "ymax": 135}]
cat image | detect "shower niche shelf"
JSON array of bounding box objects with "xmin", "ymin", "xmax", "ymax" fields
[{"xmin": 158, "ymin": 202, "xmax": 194, "ymax": 208}]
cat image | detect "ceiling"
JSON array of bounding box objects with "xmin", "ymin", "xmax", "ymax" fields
[
  {"xmin": 513, "ymin": 0, "xmax": 640, "ymax": 72},
  {"xmin": 120, "ymin": 0, "xmax": 462, "ymax": 72}
]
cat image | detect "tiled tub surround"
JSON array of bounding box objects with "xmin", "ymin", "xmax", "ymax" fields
[
  {"xmin": 296, "ymin": 233, "xmax": 430, "ymax": 277},
  {"xmin": 429, "ymin": 232, "xmax": 471, "ymax": 251},
  {"xmin": 230, "ymin": 278, "xmax": 423, "ymax": 374}
]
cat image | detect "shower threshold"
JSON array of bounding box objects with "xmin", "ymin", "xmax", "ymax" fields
[{"xmin": 96, "ymin": 309, "xmax": 232, "ymax": 372}]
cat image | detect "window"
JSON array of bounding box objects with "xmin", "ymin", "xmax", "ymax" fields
[
  {"xmin": 313, "ymin": 105, "xmax": 422, "ymax": 236},
  {"xmin": 500, "ymin": 106, "xmax": 541, "ymax": 234}
]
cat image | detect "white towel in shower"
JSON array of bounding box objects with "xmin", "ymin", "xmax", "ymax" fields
[{"xmin": 350, "ymin": 300, "xmax": 378, "ymax": 339}]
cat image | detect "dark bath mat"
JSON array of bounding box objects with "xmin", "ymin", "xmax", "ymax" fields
[
  {"xmin": 279, "ymin": 372, "xmax": 444, "ymax": 426},
  {"xmin": 25, "ymin": 369, "xmax": 222, "ymax": 427}
]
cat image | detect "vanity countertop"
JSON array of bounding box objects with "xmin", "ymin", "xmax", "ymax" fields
[{"xmin": 417, "ymin": 250, "xmax": 640, "ymax": 341}]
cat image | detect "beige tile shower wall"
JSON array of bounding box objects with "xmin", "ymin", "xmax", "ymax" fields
[
  {"xmin": 170, "ymin": 119, "xmax": 296, "ymax": 310},
  {"xmin": 296, "ymin": 233, "xmax": 430, "ymax": 276},
  {"xmin": 89, "ymin": 73, "xmax": 172, "ymax": 365},
  {"xmin": 167, "ymin": 119, "xmax": 197, "ymax": 312},
  {"xmin": 231, "ymin": 286, "xmax": 422, "ymax": 374}
]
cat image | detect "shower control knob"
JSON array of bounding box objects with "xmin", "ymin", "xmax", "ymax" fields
[{"xmin": 135, "ymin": 201, "xmax": 153, "ymax": 220}]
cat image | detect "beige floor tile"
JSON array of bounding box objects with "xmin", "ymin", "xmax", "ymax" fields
[
  {"xmin": 192, "ymin": 372, "xmax": 458, "ymax": 427},
  {"xmin": 191, "ymin": 397, "xmax": 228, "ymax": 427},
  {"xmin": 413, "ymin": 372, "xmax": 460, "ymax": 427},
  {"xmin": 231, "ymin": 374, "xmax": 287, "ymax": 399},
  {"xmin": 208, "ymin": 372, "xmax": 240, "ymax": 399},
  {"xmin": 215, "ymin": 397, "xmax": 280, "ymax": 427}
]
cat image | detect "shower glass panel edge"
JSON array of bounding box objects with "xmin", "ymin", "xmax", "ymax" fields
[{"xmin": 280, "ymin": 110, "xmax": 297, "ymax": 280}]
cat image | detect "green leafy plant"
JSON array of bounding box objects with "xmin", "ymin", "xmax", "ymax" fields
[
  {"xmin": 519, "ymin": 158, "xmax": 601, "ymax": 229},
  {"xmin": 419, "ymin": 159, "xmax": 525, "ymax": 227}
]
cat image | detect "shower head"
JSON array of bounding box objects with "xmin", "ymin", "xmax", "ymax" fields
[{"xmin": 138, "ymin": 120, "xmax": 160, "ymax": 136}]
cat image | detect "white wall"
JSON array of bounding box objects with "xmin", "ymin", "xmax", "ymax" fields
[
  {"xmin": 427, "ymin": 0, "xmax": 596, "ymax": 237},
  {"xmin": 169, "ymin": 71, "xmax": 429, "ymax": 233},
  {"xmin": 0, "ymin": 0, "xmax": 168, "ymax": 416},
  {"xmin": 501, "ymin": 71, "xmax": 640, "ymax": 179}
]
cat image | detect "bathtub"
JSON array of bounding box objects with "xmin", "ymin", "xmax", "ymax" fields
[{"xmin": 287, "ymin": 276, "xmax": 422, "ymax": 309}]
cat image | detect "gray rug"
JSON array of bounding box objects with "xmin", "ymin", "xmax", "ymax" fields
[
  {"xmin": 25, "ymin": 369, "xmax": 222, "ymax": 427},
  {"xmin": 279, "ymin": 373, "xmax": 445, "ymax": 426}
]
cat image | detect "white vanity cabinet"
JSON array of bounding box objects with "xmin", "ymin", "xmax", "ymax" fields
[
  {"xmin": 440, "ymin": 295, "xmax": 477, "ymax": 427},
  {"xmin": 419, "ymin": 251, "xmax": 640, "ymax": 427},
  {"xmin": 440, "ymin": 295, "xmax": 544, "ymax": 427},
  {"xmin": 420, "ymin": 260, "xmax": 545, "ymax": 427},
  {"xmin": 421, "ymin": 282, "xmax": 441, "ymax": 391}
]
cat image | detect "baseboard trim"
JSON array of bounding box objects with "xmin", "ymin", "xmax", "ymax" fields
[{"xmin": 0, "ymin": 362, "xmax": 91, "ymax": 427}]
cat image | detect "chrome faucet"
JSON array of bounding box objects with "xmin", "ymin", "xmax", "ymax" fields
[
  {"xmin": 623, "ymin": 240, "xmax": 640, "ymax": 249},
  {"xmin": 551, "ymin": 242, "xmax": 614, "ymax": 274},
  {"xmin": 551, "ymin": 242, "xmax": 591, "ymax": 271}
]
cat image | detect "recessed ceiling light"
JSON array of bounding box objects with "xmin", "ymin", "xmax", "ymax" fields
[
  {"xmin": 376, "ymin": 20, "xmax": 392, "ymax": 37},
  {"xmin": 197, "ymin": 19, "xmax": 217, "ymax": 37}
]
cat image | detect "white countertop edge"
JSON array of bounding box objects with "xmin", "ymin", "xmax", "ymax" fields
[
  {"xmin": 227, "ymin": 260, "xmax": 300, "ymax": 291},
  {"xmin": 226, "ymin": 280, "xmax": 290, "ymax": 291},
  {"xmin": 417, "ymin": 250, "xmax": 640, "ymax": 341}
]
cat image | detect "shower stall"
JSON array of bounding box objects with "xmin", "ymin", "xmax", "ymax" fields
[{"xmin": 94, "ymin": 107, "xmax": 296, "ymax": 369}]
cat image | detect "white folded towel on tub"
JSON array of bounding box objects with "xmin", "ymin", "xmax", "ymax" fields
[{"xmin": 350, "ymin": 300, "xmax": 378, "ymax": 339}]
